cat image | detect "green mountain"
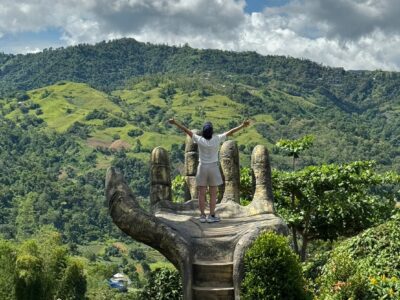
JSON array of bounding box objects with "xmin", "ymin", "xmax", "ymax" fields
[{"xmin": 0, "ymin": 38, "xmax": 399, "ymax": 245}]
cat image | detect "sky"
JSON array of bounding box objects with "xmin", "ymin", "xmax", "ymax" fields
[{"xmin": 1, "ymin": 0, "xmax": 400, "ymax": 71}]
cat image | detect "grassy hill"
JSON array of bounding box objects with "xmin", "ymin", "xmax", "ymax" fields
[
  {"xmin": 2, "ymin": 71, "xmax": 399, "ymax": 173},
  {"xmin": 0, "ymin": 39, "xmax": 399, "ymax": 300},
  {"xmin": 0, "ymin": 39, "xmax": 399, "ymax": 251},
  {"xmin": 1, "ymin": 78, "xmax": 272, "ymax": 168}
]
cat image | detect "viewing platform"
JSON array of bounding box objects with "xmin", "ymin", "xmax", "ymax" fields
[{"xmin": 106, "ymin": 135, "xmax": 288, "ymax": 299}]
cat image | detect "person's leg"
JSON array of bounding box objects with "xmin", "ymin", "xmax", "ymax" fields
[
  {"xmin": 198, "ymin": 186, "xmax": 207, "ymax": 216},
  {"xmin": 209, "ymin": 186, "xmax": 217, "ymax": 216}
]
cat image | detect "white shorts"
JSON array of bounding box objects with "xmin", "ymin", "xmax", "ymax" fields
[{"xmin": 196, "ymin": 162, "xmax": 223, "ymax": 187}]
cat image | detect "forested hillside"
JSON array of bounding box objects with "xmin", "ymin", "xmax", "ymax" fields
[
  {"xmin": 1, "ymin": 38, "xmax": 399, "ymax": 239},
  {"xmin": 0, "ymin": 38, "xmax": 400, "ymax": 299}
]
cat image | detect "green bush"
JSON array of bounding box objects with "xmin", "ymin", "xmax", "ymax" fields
[
  {"xmin": 56, "ymin": 259, "xmax": 87, "ymax": 300},
  {"xmin": 140, "ymin": 268, "xmax": 182, "ymax": 300},
  {"xmin": 103, "ymin": 117, "xmax": 127, "ymax": 128},
  {"xmin": 171, "ymin": 175, "xmax": 186, "ymax": 203},
  {"xmin": 85, "ymin": 108, "xmax": 108, "ymax": 120},
  {"xmin": 316, "ymin": 212, "xmax": 400, "ymax": 299},
  {"xmin": 241, "ymin": 231, "xmax": 309, "ymax": 300},
  {"xmin": 240, "ymin": 167, "xmax": 253, "ymax": 204},
  {"xmin": 127, "ymin": 129, "xmax": 144, "ymax": 137}
]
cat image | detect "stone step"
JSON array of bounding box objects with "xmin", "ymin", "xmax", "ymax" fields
[
  {"xmin": 192, "ymin": 285, "xmax": 234, "ymax": 300},
  {"xmin": 192, "ymin": 237, "xmax": 236, "ymax": 262},
  {"xmin": 193, "ymin": 261, "xmax": 233, "ymax": 287}
]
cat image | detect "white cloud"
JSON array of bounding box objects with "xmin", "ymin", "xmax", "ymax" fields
[
  {"xmin": 236, "ymin": 9, "xmax": 400, "ymax": 70},
  {"xmin": 22, "ymin": 46, "xmax": 42, "ymax": 54},
  {"xmin": 1, "ymin": 0, "xmax": 400, "ymax": 71}
]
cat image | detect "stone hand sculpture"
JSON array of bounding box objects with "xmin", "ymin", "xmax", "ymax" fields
[{"xmin": 106, "ymin": 138, "xmax": 288, "ymax": 300}]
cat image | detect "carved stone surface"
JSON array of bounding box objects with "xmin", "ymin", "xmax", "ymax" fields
[
  {"xmin": 150, "ymin": 147, "xmax": 172, "ymax": 206},
  {"xmin": 220, "ymin": 141, "xmax": 240, "ymax": 203},
  {"xmin": 106, "ymin": 143, "xmax": 288, "ymax": 300},
  {"xmin": 184, "ymin": 132, "xmax": 199, "ymax": 200},
  {"xmin": 185, "ymin": 176, "xmax": 197, "ymax": 202}
]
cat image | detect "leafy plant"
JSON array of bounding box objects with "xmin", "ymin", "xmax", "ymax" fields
[
  {"xmin": 241, "ymin": 231, "xmax": 309, "ymax": 300},
  {"xmin": 239, "ymin": 167, "xmax": 253, "ymax": 204},
  {"xmin": 273, "ymin": 161, "xmax": 399, "ymax": 260},
  {"xmin": 140, "ymin": 268, "xmax": 182, "ymax": 300},
  {"xmin": 315, "ymin": 212, "xmax": 400, "ymax": 299},
  {"xmin": 172, "ymin": 175, "xmax": 186, "ymax": 203},
  {"xmin": 275, "ymin": 135, "xmax": 314, "ymax": 255},
  {"xmin": 276, "ymin": 135, "xmax": 314, "ymax": 169}
]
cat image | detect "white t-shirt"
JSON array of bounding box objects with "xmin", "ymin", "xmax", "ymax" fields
[{"xmin": 192, "ymin": 133, "xmax": 227, "ymax": 164}]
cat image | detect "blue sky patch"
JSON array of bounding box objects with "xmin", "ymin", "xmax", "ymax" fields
[
  {"xmin": 0, "ymin": 28, "xmax": 64, "ymax": 54},
  {"xmin": 244, "ymin": 0, "xmax": 290, "ymax": 14}
]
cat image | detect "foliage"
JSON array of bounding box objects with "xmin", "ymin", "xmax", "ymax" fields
[
  {"xmin": 103, "ymin": 117, "xmax": 127, "ymax": 128},
  {"xmin": 0, "ymin": 229, "xmax": 87, "ymax": 300},
  {"xmin": 239, "ymin": 167, "xmax": 253, "ymax": 205},
  {"xmin": 56, "ymin": 259, "xmax": 87, "ymax": 300},
  {"xmin": 0, "ymin": 39, "xmax": 400, "ymax": 300},
  {"xmin": 171, "ymin": 175, "xmax": 186, "ymax": 203},
  {"xmin": 273, "ymin": 161, "xmax": 399, "ymax": 260},
  {"xmin": 0, "ymin": 240, "xmax": 16, "ymax": 300},
  {"xmin": 139, "ymin": 268, "xmax": 182, "ymax": 300},
  {"xmin": 129, "ymin": 248, "xmax": 146, "ymax": 261},
  {"xmin": 0, "ymin": 117, "xmax": 116, "ymax": 243},
  {"xmin": 112, "ymin": 151, "xmax": 150, "ymax": 197},
  {"xmin": 127, "ymin": 129, "xmax": 144, "ymax": 137},
  {"xmin": 315, "ymin": 212, "xmax": 400, "ymax": 299},
  {"xmin": 241, "ymin": 231, "xmax": 309, "ymax": 300},
  {"xmin": 66, "ymin": 121, "xmax": 92, "ymax": 138},
  {"xmin": 276, "ymin": 135, "xmax": 314, "ymax": 160},
  {"xmin": 85, "ymin": 108, "xmax": 109, "ymax": 120}
]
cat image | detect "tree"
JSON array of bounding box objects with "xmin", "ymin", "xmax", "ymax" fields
[
  {"xmin": 275, "ymin": 135, "xmax": 314, "ymax": 254},
  {"xmin": 273, "ymin": 161, "xmax": 399, "ymax": 261},
  {"xmin": 276, "ymin": 135, "xmax": 314, "ymax": 170},
  {"xmin": 15, "ymin": 241, "xmax": 44, "ymax": 300},
  {"xmin": 56, "ymin": 259, "xmax": 87, "ymax": 300},
  {"xmin": 15, "ymin": 193, "xmax": 39, "ymax": 240},
  {"xmin": 0, "ymin": 240, "xmax": 16, "ymax": 300}
]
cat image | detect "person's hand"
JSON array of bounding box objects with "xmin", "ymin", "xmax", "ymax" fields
[
  {"xmin": 242, "ymin": 119, "xmax": 250, "ymax": 127},
  {"xmin": 168, "ymin": 118, "xmax": 176, "ymax": 125}
]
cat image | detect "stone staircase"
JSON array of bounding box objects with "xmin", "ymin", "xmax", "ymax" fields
[{"xmin": 192, "ymin": 260, "xmax": 234, "ymax": 300}]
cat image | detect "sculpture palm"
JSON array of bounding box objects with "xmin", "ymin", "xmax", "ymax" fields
[{"xmin": 106, "ymin": 137, "xmax": 287, "ymax": 300}]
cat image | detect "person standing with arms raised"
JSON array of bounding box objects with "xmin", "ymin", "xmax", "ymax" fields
[{"xmin": 168, "ymin": 118, "xmax": 250, "ymax": 223}]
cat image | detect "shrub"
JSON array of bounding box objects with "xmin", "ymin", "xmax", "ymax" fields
[
  {"xmin": 140, "ymin": 268, "xmax": 182, "ymax": 300},
  {"xmin": 67, "ymin": 122, "xmax": 91, "ymax": 138},
  {"xmin": 240, "ymin": 167, "xmax": 253, "ymax": 203},
  {"xmin": 316, "ymin": 212, "xmax": 400, "ymax": 299},
  {"xmin": 85, "ymin": 109, "xmax": 108, "ymax": 120},
  {"xmin": 16, "ymin": 92, "xmax": 30, "ymax": 101},
  {"xmin": 129, "ymin": 248, "xmax": 146, "ymax": 261},
  {"xmin": 128, "ymin": 129, "xmax": 144, "ymax": 137},
  {"xmin": 171, "ymin": 175, "xmax": 186, "ymax": 203},
  {"xmin": 103, "ymin": 117, "xmax": 127, "ymax": 128},
  {"xmin": 241, "ymin": 231, "xmax": 309, "ymax": 300},
  {"xmin": 56, "ymin": 259, "xmax": 87, "ymax": 300}
]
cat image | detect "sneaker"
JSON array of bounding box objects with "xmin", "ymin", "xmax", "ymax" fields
[
  {"xmin": 207, "ymin": 215, "xmax": 220, "ymax": 223},
  {"xmin": 199, "ymin": 215, "xmax": 207, "ymax": 223}
]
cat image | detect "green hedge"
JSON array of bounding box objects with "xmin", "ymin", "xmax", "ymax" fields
[{"xmin": 241, "ymin": 231, "xmax": 309, "ymax": 300}]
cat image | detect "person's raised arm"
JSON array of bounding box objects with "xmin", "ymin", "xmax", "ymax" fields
[
  {"xmin": 168, "ymin": 118, "xmax": 193, "ymax": 137},
  {"xmin": 225, "ymin": 120, "xmax": 250, "ymax": 136}
]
